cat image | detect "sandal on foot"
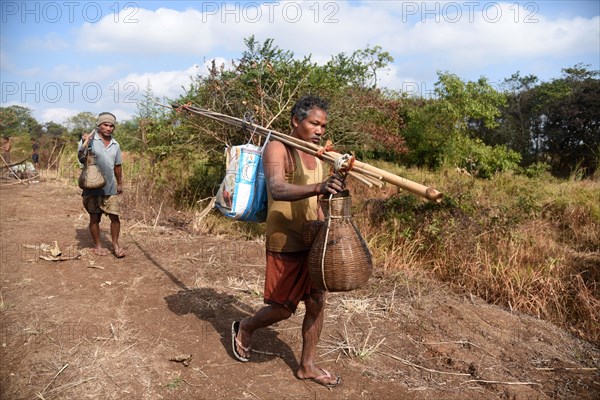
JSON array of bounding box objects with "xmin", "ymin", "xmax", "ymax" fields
[
  {"xmin": 301, "ymin": 368, "xmax": 341, "ymax": 389},
  {"xmin": 231, "ymin": 321, "xmax": 250, "ymax": 362},
  {"xmin": 113, "ymin": 248, "xmax": 125, "ymax": 258}
]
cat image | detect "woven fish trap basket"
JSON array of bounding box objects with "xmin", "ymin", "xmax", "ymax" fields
[
  {"xmin": 308, "ymin": 190, "xmax": 373, "ymax": 292},
  {"xmin": 302, "ymin": 220, "xmax": 325, "ymax": 247},
  {"xmin": 78, "ymin": 153, "xmax": 106, "ymax": 190}
]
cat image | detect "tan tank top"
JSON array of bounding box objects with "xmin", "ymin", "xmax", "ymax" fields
[{"xmin": 265, "ymin": 147, "xmax": 324, "ymax": 252}]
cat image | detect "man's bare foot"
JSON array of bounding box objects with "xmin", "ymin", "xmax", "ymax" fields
[
  {"xmin": 113, "ymin": 245, "xmax": 125, "ymax": 258},
  {"xmin": 297, "ymin": 366, "xmax": 341, "ymax": 388},
  {"xmin": 90, "ymin": 247, "xmax": 108, "ymax": 256}
]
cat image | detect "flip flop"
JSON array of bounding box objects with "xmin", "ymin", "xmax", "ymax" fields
[
  {"xmin": 302, "ymin": 368, "xmax": 341, "ymax": 389},
  {"xmin": 114, "ymin": 248, "xmax": 125, "ymax": 258},
  {"xmin": 231, "ymin": 321, "xmax": 250, "ymax": 362}
]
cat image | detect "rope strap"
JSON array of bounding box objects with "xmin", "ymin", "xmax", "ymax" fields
[
  {"xmin": 319, "ymin": 193, "xmax": 333, "ymax": 292},
  {"xmin": 316, "ymin": 140, "xmax": 335, "ymax": 157}
]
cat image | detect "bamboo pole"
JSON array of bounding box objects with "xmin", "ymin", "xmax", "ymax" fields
[{"xmin": 171, "ymin": 103, "xmax": 442, "ymax": 202}]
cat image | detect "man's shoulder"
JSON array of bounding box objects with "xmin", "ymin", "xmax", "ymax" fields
[{"xmin": 265, "ymin": 139, "xmax": 286, "ymax": 151}]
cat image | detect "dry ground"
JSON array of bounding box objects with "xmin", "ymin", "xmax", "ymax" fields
[{"xmin": 1, "ymin": 178, "xmax": 599, "ymax": 400}]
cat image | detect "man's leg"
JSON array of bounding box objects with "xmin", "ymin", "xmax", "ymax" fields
[
  {"xmin": 236, "ymin": 304, "xmax": 292, "ymax": 359},
  {"xmin": 89, "ymin": 213, "xmax": 106, "ymax": 255},
  {"xmin": 108, "ymin": 214, "xmax": 124, "ymax": 258},
  {"xmin": 296, "ymin": 291, "xmax": 339, "ymax": 385}
]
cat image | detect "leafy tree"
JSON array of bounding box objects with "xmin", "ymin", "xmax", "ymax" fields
[
  {"xmin": 43, "ymin": 121, "xmax": 68, "ymax": 137},
  {"xmin": 178, "ymin": 36, "xmax": 401, "ymax": 157},
  {"xmin": 65, "ymin": 112, "xmax": 96, "ymax": 139},
  {"xmin": 482, "ymin": 72, "xmax": 539, "ymax": 163},
  {"xmin": 325, "ymin": 45, "xmax": 394, "ymax": 89},
  {"xmin": 402, "ymin": 72, "xmax": 508, "ymax": 171},
  {"xmin": 537, "ymin": 65, "xmax": 600, "ymax": 176},
  {"xmin": 0, "ymin": 105, "xmax": 42, "ymax": 137}
]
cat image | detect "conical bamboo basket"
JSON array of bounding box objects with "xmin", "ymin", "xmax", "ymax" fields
[{"xmin": 308, "ymin": 191, "xmax": 372, "ymax": 292}]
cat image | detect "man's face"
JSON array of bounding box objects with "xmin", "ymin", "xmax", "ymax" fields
[
  {"xmin": 97, "ymin": 122, "xmax": 115, "ymax": 137},
  {"xmin": 292, "ymin": 108, "xmax": 328, "ymax": 144}
]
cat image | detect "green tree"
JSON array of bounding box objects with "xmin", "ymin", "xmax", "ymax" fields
[
  {"xmin": 43, "ymin": 121, "xmax": 68, "ymax": 137},
  {"xmin": 402, "ymin": 72, "xmax": 508, "ymax": 172},
  {"xmin": 65, "ymin": 112, "xmax": 96, "ymax": 139},
  {"xmin": 484, "ymin": 72, "xmax": 539, "ymax": 163},
  {"xmin": 536, "ymin": 65, "xmax": 600, "ymax": 176},
  {"xmin": 0, "ymin": 105, "xmax": 42, "ymax": 137},
  {"xmin": 178, "ymin": 36, "xmax": 401, "ymax": 156}
]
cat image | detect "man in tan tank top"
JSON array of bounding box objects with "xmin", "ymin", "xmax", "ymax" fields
[{"xmin": 231, "ymin": 96, "xmax": 344, "ymax": 388}]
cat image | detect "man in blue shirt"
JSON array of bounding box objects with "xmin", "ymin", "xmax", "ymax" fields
[{"xmin": 78, "ymin": 112, "xmax": 125, "ymax": 258}]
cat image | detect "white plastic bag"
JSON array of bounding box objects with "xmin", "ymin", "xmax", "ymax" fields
[{"xmin": 215, "ymin": 137, "xmax": 269, "ymax": 222}]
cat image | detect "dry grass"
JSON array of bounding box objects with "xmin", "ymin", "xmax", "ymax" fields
[
  {"xmin": 321, "ymin": 323, "xmax": 386, "ymax": 362},
  {"xmin": 351, "ymin": 166, "xmax": 600, "ymax": 344}
]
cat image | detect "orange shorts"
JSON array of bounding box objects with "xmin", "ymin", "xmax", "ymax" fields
[{"xmin": 264, "ymin": 250, "xmax": 320, "ymax": 313}]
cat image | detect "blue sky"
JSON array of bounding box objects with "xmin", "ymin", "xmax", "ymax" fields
[{"xmin": 1, "ymin": 1, "xmax": 599, "ymax": 125}]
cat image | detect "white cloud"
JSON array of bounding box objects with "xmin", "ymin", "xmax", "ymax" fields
[
  {"xmin": 71, "ymin": 2, "xmax": 598, "ymax": 85},
  {"xmin": 119, "ymin": 59, "xmax": 227, "ymax": 100},
  {"xmin": 39, "ymin": 107, "xmax": 81, "ymax": 124},
  {"xmin": 73, "ymin": 2, "xmax": 400, "ymax": 60},
  {"xmin": 76, "ymin": 7, "xmax": 215, "ymax": 56},
  {"xmin": 393, "ymin": 4, "xmax": 599, "ymax": 69}
]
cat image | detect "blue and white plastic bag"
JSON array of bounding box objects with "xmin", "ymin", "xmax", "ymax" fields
[{"xmin": 215, "ymin": 140, "xmax": 269, "ymax": 222}]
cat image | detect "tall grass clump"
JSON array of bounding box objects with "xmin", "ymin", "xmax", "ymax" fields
[{"xmin": 352, "ymin": 162, "xmax": 600, "ymax": 344}]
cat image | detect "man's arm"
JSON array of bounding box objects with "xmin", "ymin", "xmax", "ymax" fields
[
  {"xmin": 77, "ymin": 131, "xmax": 95, "ymax": 164},
  {"xmin": 263, "ymin": 140, "xmax": 343, "ymax": 202},
  {"xmin": 114, "ymin": 164, "xmax": 123, "ymax": 194}
]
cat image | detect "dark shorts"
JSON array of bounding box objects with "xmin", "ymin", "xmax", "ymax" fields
[
  {"xmin": 32, "ymin": 153, "xmax": 39, "ymax": 163},
  {"xmin": 83, "ymin": 195, "xmax": 120, "ymax": 216},
  {"xmin": 264, "ymin": 250, "xmax": 321, "ymax": 313}
]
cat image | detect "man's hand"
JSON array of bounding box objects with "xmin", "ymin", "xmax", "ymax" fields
[
  {"xmin": 315, "ymin": 173, "xmax": 345, "ymax": 195},
  {"xmin": 117, "ymin": 184, "xmax": 123, "ymax": 195}
]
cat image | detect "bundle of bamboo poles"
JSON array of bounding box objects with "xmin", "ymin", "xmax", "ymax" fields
[{"xmin": 171, "ymin": 103, "xmax": 443, "ymax": 202}]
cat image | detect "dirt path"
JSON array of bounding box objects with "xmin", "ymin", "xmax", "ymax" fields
[{"xmin": 1, "ymin": 179, "xmax": 598, "ymax": 400}]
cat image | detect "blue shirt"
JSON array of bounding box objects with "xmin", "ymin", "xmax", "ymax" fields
[{"xmin": 79, "ymin": 132, "xmax": 122, "ymax": 196}]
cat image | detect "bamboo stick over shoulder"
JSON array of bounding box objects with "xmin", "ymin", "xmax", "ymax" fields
[{"xmin": 171, "ymin": 103, "xmax": 443, "ymax": 202}]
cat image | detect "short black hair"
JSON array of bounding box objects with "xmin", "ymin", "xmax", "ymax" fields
[{"xmin": 291, "ymin": 95, "xmax": 328, "ymax": 124}]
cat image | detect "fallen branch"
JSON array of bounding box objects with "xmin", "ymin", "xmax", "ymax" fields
[
  {"xmin": 461, "ymin": 379, "xmax": 541, "ymax": 386},
  {"xmin": 40, "ymin": 363, "xmax": 69, "ymax": 395}
]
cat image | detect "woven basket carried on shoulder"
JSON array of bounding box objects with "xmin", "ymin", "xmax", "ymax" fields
[
  {"xmin": 78, "ymin": 153, "xmax": 106, "ymax": 190},
  {"xmin": 307, "ymin": 190, "xmax": 372, "ymax": 292}
]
